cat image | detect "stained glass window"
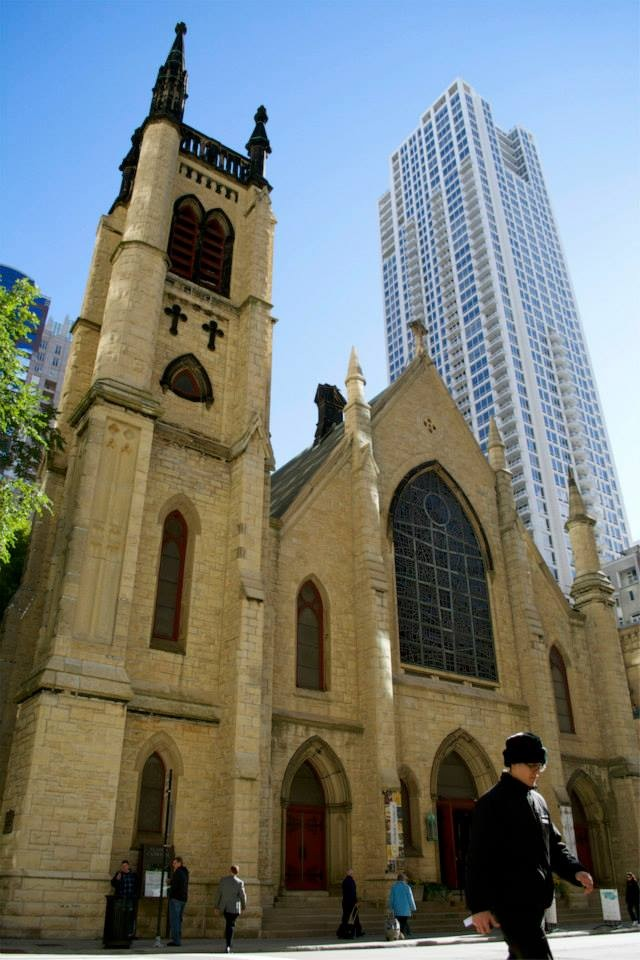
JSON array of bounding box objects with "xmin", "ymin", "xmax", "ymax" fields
[{"xmin": 392, "ymin": 470, "xmax": 497, "ymax": 681}]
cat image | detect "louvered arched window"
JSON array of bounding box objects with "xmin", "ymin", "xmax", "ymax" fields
[
  {"xmin": 167, "ymin": 197, "xmax": 233, "ymax": 296},
  {"xmin": 550, "ymin": 646, "xmax": 575, "ymax": 733},
  {"xmin": 152, "ymin": 511, "xmax": 188, "ymax": 643},
  {"xmin": 296, "ymin": 581, "xmax": 324, "ymax": 690},
  {"xmin": 168, "ymin": 200, "xmax": 199, "ymax": 280}
]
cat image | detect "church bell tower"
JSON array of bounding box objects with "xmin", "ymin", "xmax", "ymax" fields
[{"xmin": 0, "ymin": 23, "xmax": 276, "ymax": 937}]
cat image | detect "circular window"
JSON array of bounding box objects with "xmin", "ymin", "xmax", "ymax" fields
[{"xmin": 424, "ymin": 492, "xmax": 449, "ymax": 526}]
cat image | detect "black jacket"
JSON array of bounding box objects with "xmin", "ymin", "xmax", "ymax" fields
[
  {"xmin": 342, "ymin": 874, "xmax": 357, "ymax": 910},
  {"xmin": 466, "ymin": 772, "xmax": 586, "ymax": 914},
  {"xmin": 169, "ymin": 865, "xmax": 189, "ymax": 902}
]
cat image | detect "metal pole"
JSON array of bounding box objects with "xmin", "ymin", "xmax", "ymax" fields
[{"xmin": 154, "ymin": 768, "xmax": 173, "ymax": 948}]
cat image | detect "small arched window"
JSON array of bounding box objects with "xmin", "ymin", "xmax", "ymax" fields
[
  {"xmin": 550, "ymin": 646, "xmax": 575, "ymax": 733},
  {"xmin": 400, "ymin": 778, "xmax": 414, "ymax": 851},
  {"xmin": 167, "ymin": 197, "xmax": 234, "ymax": 297},
  {"xmin": 137, "ymin": 752, "xmax": 165, "ymax": 836},
  {"xmin": 152, "ymin": 511, "xmax": 188, "ymax": 643},
  {"xmin": 296, "ymin": 581, "xmax": 324, "ymax": 690}
]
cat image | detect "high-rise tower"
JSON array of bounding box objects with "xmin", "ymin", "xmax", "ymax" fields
[{"xmin": 379, "ymin": 79, "xmax": 629, "ymax": 590}]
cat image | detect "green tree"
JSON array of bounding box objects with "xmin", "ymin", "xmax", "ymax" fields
[{"xmin": 0, "ymin": 278, "xmax": 63, "ymax": 564}]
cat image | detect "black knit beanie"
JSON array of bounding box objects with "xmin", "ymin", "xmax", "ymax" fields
[{"xmin": 503, "ymin": 731, "xmax": 547, "ymax": 766}]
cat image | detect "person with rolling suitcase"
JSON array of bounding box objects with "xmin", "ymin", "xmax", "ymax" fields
[{"xmin": 337, "ymin": 868, "xmax": 364, "ymax": 938}]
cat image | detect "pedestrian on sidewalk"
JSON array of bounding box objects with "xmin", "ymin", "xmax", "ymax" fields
[
  {"xmin": 338, "ymin": 868, "xmax": 364, "ymax": 937},
  {"xmin": 215, "ymin": 864, "xmax": 247, "ymax": 953},
  {"xmin": 110, "ymin": 859, "xmax": 139, "ymax": 939},
  {"xmin": 625, "ymin": 872, "xmax": 640, "ymax": 924},
  {"xmin": 167, "ymin": 856, "xmax": 189, "ymax": 946},
  {"xmin": 466, "ymin": 731, "xmax": 594, "ymax": 959},
  {"xmin": 388, "ymin": 872, "xmax": 416, "ymax": 938}
]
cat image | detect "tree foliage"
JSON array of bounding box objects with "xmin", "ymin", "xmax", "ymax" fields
[{"xmin": 0, "ymin": 278, "xmax": 63, "ymax": 564}]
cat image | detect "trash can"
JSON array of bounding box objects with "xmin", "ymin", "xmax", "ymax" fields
[{"xmin": 103, "ymin": 895, "xmax": 132, "ymax": 949}]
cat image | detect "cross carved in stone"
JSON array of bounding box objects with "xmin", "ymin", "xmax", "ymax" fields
[
  {"xmin": 165, "ymin": 303, "xmax": 188, "ymax": 336},
  {"xmin": 202, "ymin": 318, "xmax": 225, "ymax": 351}
]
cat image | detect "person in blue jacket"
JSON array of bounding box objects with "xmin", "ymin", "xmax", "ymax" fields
[
  {"xmin": 466, "ymin": 732, "xmax": 593, "ymax": 959},
  {"xmin": 388, "ymin": 872, "xmax": 417, "ymax": 937}
]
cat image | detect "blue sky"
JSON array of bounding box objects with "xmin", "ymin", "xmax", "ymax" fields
[{"xmin": 2, "ymin": 0, "xmax": 638, "ymax": 540}]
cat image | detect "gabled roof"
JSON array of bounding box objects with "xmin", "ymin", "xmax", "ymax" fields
[
  {"xmin": 270, "ymin": 421, "xmax": 345, "ymax": 519},
  {"xmin": 269, "ymin": 356, "xmax": 434, "ymax": 520}
]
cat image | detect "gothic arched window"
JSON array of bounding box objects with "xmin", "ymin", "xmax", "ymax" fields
[
  {"xmin": 392, "ymin": 469, "xmax": 497, "ymax": 681},
  {"xmin": 168, "ymin": 197, "xmax": 234, "ymax": 297},
  {"xmin": 550, "ymin": 646, "xmax": 575, "ymax": 733},
  {"xmin": 152, "ymin": 511, "xmax": 188, "ymax": 643},
  {"xmin": 137, "ymin": 753, "xmax": 165, "ymax": 836},
  {"xmin": 296, "ymin": 580, "xmax": 324, "ymax": 690}
]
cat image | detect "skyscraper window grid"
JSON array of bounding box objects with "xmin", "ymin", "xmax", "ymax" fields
[{"xmin": 379, "ymin": 80, "xmax": 629, "ymax": 591}]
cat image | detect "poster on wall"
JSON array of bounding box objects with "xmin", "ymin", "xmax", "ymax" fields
[
  {"xmin": 144, "ymin": 869, "xmax": 169, "ymax": 899},
  {"xmin": 383, "ymin": 789, "xmax": 405, "ymax": 874}
]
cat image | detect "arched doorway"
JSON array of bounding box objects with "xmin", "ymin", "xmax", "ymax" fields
[
  {"xmin": 570, "ymin": 789, "xmax": 595, "ymax": 878},
  {"xmin": 285, "ymin": 761, "xmax": 326, "ymax": 890},
  {"xmin": 436, "ymin": 751, "xmax": 477, "ymax": 891},
  {"xmin": 280, "ymin": 737, "xmax": 352, "ymax": 893}
]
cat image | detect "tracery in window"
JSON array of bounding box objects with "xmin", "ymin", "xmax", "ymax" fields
[
  {"xmin": 296, "ymin": 580, "xmax": 325, "ymax": 690},
  {"xmin": 550, "ymin": 646, "xmax": 575, "ymax": 733},
  {"xmin": 160, "ymin": 353, "xmax": 214, "ymax": 407},
  {"xmin": 392, "ymin": 468, "xmax": 497, "ymax": 681},
  {"xmin": 167, "ymin": 196, "xmax": 234, "ymax": 296},
  {"xmin": 152, "ymin": 511, "xmax": 187, "ymax": 643}
]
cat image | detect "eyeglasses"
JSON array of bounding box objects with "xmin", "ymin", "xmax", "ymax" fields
[{"xmin": 525, "ymin": 763, "xmax": 546, "ymax": 772}]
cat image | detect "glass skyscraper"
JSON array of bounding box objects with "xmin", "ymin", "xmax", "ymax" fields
[{"xmin": 379, "ymin": 79, "xmax": 629, "ymax": 591}]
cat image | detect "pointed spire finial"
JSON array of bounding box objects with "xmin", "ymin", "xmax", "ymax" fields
[
  {"xmin": 408, "ymin": 319, "xmax": 427, "ymax": 357},
  {"xmin": 246, "ymin": 105, "xmax": 272, "ymax": 184},
  {"xmin": 568, "ymin": 467, "xmax": 589, "ymax": 521},
  {"xmin": 149, "ymin": 22, "xmax": 189, "ymax": 124},
  {"xmin": 487, "ymin": 417, "xmax": 506, "ymax": 472}
]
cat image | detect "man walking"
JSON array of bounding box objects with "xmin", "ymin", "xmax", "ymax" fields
[
  {"xmin": 167, "ymin": 856, "xmax": 189, "ymax": 946},
  {"xmin": 215, "ymin": 865, "xmax": 247, "ymax": 953},
  {"xmin": 466, "ymin": 732, "xmax": 593, "ymax": 959}
]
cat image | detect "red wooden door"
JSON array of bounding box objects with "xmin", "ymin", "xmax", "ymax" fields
[
  {"xmin": 437, "ymin": 799, "xmax": 475, "ymax": 890},
  {"xmin": 285, "ymin": 804, "xmax": 326, "ymax": 890}
]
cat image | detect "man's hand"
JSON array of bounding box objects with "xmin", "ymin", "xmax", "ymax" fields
[
  {"xmin": 471, "ymin": 910, "xmax": 500, "ymax": 934},
  {"xmin": 575, "ymin": 871, "xmax": 594, "ymax": 894}
]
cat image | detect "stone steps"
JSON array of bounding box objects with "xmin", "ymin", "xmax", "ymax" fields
[{"xmin": 259, "ymin": 893, "xmax": 607, "ymax": 939}]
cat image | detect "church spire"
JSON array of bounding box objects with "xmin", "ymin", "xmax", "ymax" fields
[
  {"xmin": 487, "ymin": 417, "xmax": 506, "ymax": 472},
  {"xmin": 149, "ymin": 22, "xmax": 188, "ymax": 124},
  {"xmin": 565, "ymin": 468, "xmax": 601, "ymax": 579},
  {"xmin": 246, "ymin": 105, "xmax": 272, "ymax": 184}
]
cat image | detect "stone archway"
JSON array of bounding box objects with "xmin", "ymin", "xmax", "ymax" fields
[
  {"xmin": 280, "ymin": 737, "xmax": 351, "ymax": 893},
  {"xmin": 430, "ymin": 730, "xmax": 498, "ymax": 890},
  {"xmin": 566, "ymin": 770, "xmax": 613, "ymax": 885}
]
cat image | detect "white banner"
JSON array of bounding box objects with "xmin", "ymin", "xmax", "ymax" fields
[{"xmin": 599, "ymin": 888, "xmax": 621, "ymax": 922}]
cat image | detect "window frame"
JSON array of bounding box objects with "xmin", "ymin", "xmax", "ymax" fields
[
  {"xmin": 296, "ymin": 579, "xmax": 326, "ymax": 691},
  {"xmin": 549, "ymin": 645, "xmax": 575, "ymax": 734},
  {"xmin": 151, "ymin": 510, "xmax": 188, "ymax": 652}
]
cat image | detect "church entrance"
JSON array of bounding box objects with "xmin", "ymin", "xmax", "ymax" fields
[
  {"xmin": 436, "ymin": 751, "xmax": 477, "ymax": 891},
  {"xmin": 570, "ymin": 789, "xmax": 595, "ymax": 878},
  {"xmin": 284, "ymin": 761, "xmax": 326, "ymax": 890}
]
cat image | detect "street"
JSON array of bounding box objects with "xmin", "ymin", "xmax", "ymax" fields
[{"xmin": 1, "ymin": 930, "xmax": 638, "ymax": 960}]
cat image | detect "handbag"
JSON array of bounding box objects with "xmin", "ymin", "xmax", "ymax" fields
[{"xmin": 336, "ymin": 905, "xmax": 359, "ymax": 939}]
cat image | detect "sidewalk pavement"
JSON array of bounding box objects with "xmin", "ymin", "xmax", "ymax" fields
[{"xmin": 0, "ymin": 922, "xmax": 637, "ymax": 954}]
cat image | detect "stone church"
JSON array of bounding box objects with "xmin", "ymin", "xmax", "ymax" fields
[{"xmin": 0, "ymin": 25, "xmax": 637, "ymax": 939}]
